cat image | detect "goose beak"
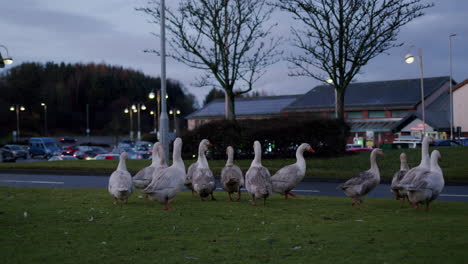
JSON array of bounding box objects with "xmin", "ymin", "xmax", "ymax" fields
[{"xmin": 308, "ymin": 147, "xmax": 315, "ymax": 153}]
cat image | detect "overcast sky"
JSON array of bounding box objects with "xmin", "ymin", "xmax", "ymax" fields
[{"xmin": 1, "ymin": 0, "xmax": 467, "ymax": 106}]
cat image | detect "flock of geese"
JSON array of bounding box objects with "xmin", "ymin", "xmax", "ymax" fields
[{"xmin": 108, "ymin": 136, "xmax": 444, "ymax": 211}]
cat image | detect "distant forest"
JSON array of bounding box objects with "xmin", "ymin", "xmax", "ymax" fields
[{"xmin": 0, "ymin": 62, "xmax": 197, "ymax": 138}]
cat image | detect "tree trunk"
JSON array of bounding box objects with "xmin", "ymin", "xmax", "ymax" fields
[
  {"xmin": 224, "ymin": 90, "xmax": 236, "ymax": 121},
  {"xmin": 335, "ymin": 88, "xmax": 346, "ymax": 122}
]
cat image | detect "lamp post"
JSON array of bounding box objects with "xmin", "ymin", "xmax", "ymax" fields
[
  {"xmin": 405, "ymin": 48, "xmax": 426, "ymax": 138},
  {"xmin": 449, "ymin": 34, "xmax": 457, "ymax": 140},
  {"xmin": 326, "ymin": 78, "xmax": 337, "ymax": 118},
  {"xmin": 159, "ymin": 0, "xmax": 170, "ymax": 162},
  {"xmin": 40, "ymin": 103, "xmax": 47, "ymax": 136},
  {"xmin": 124, "ymin": 107, "xmax": 134, "ymax": 141},
  {"xmin": 135, "ymin": 103, "xmax": 146, "ymax": 141},
  {"xmin": 0, "ymin": 44, "xmax": 13, "ymax": 68},
  {"xmin": 169, "ymin": 109, "xmax": 181, "ymax": 136},
  {"xmin": 148, "ymin": 90, "xmax": 162, "ymax": 134},
  {"xmin": 10, "ymin": 105, "xmax": 25, "ymax": 142}
]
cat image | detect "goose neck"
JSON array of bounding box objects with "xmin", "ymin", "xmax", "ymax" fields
[
  {"xmin": 370, "ymin": 151, "xmax": 379, "ymax": 172},
  {"xmin": 117, "ymin": 158, "xmax": 127, "ymax": 171}
]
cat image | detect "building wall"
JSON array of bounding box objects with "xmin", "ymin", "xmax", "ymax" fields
[{"xmin": 454, "ymin": 83, "xmax": 468, "ymax": 132}]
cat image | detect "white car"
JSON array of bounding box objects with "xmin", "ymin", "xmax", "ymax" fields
[
  {"xmin": 93, "ymin": 154, "xmax": 120, "ymax": 160},
  {"xmin": 48, "ymin": 155, "xmax": 78, "ymax": 161}
]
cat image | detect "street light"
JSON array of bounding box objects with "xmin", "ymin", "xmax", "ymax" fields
[
  {"xmin": 127, "ymin": 104, "xmax": 147, "ymax": 141},
  {"xmin": 159, "ymin": 0, "xmax": 170, "ymax": 162},
  {"xmin": 124, "ymin": 107, "xmax": 134, "ymax": 141},
  {"xmin": 148, "ymin": 90, "xmax": 163, "ymax": 134},
  {"xmin": 169, "ymin": 109, "xmax": 181, "ymax": 136},
  {"xmin": 326, "ymin": 77, "xmax": 338, "ymax": 118},
  {"xmin": 449, "ymin": 33, "xmax": 457, "ymax": 140},
  {"xmin": 0, "ymin": 45, "xmax": 13, "ymax": 68},
  {"xmin": 405, "ymin": 48, "xmax": 426, "ymax": 137},
  {"xmin": 41, "ymin": 103, "xmax": 48, "ymax": 136},
  {"xmin": 10, "ymin": 105, "xmax": 26, "ymax": 142}
]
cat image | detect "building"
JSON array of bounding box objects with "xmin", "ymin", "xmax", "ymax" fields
[
  {"xmin": 185, "ymin": 95, "xmax": 300, "ymax": 130},
  {"xmin": 453, "ymin": 79, "xmax": 468, "ymax": 137},
  {"xmin": 186, "ymin": 76, "xmax": 454, "ymax": 146}
]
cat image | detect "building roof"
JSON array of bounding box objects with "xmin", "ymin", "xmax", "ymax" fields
[
  {"xmin": 348, "ymin": 118, "xmax": 401, "ymax": 132},
  {"xmin": 453, "ymin": 79, "xmax": 468, "ymax": 92},
  {"xmin": 283, "ymin": 76, "xmax": 451, "ymax": 112},
  {"xmin": 391, "ymin": 91, "xmax": 450, "ymax": 132},
  {"xmin": 185, "ymin": 95, "xmax": 301, "ymax": 119}
]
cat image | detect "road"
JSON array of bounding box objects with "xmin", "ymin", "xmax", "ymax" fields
[{"xmin": 1, "ymin": 173, "xmax": 468, "ymax": 202}]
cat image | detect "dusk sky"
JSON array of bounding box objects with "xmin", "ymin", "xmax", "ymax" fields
[{"xmin": 1, "ymin": 0, "xmax": 467, "ymax": 106}]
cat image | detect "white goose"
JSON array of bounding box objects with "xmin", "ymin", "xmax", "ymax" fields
[
  {"xmin": 407, "ymin": 150, "xmax": 444, "ymax": 211},
  {"xmin": 143, "ymin": 138, "xmax": 186, "ymax": 210},
  {"xmin": 271, "ymin": 143, "xmax": 314, "ymax": 200},
  {"xmin": 245, "ymin": 141, "xmax": 272, "ymax": 206},
  {"xmin": 338, "ymin": 148, "xmax": 384, "ymax": 206},
  {"xmin": 108, "ymin": 152, "xmax": 134, "ymax": 204},
  {"xmin": 221, "ymin": 146, "xmax": 244, "ymax": 201},
  {"xmin": 191, "ymin": 139, "xmax": 216, "ymax": 201},
  {"xmin": 390, "ymin": 152, "xmax": 410, "ymax": 202},
  {"xmin": 394, "ymin": 136, "xmax": 432, "ymax": 199},
  {"xmin": 133, "ymin": 142, "xmax": 168, "ymax": 190}
]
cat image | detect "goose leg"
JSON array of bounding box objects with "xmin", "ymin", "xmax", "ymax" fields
[
  {"xmin": 251, "ymin": 194, "xmax": 257, "ymax": 206},
  {"xmin": 125, "ymin": 198, "xmax": 128, "ymax": 204},
  {"xmin": 113, "ymin": 198, "xmax": 119, "ymax": 205},
  {"xmin": 263, "ymin": 197, "xmax": 267, "ymax": 206},
  {"xmin": 236, "ymin": 189, "xmax": 241, "ymax": 201},
  {"xmin": 287, "ymin": 192, "xmax": 299, "ymax": 199},
  {"xmin": 425, "ymin": 203, "xmax": 430, "ymax": 212},
  {"xmin": 163, "ymin": 197, "xmax": 173, "ymax": 210},
  {"xmin": 284, "ymin": 193, "xmax": 289, "ymax": 200},
  {"xmin": 210, "ymin": 193, "xmax": 216, "ymax": 201},
  {"xmin": 228, "ymin": 192, "xmax": 233, "ymax": 202}
]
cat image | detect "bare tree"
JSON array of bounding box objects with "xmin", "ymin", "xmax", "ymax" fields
[
  {"xmin": 276, "ymin": 0, "xmax": 433, "ymax": 121},
  {"xmin": 138, "ymin": 0, "xmax": 281, "ymax": 120}
]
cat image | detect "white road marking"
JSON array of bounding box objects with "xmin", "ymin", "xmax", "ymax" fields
[
  {"xmin": 0, "ymin": 180, "xmax": 64, "ymax": 185},
  {"xmin": 440, "ymin": 194, "xmax": 468, "ymax": 197},
  {"xmin": 215, "ymin": 188, "xmax": 320, "ymax": 193}
]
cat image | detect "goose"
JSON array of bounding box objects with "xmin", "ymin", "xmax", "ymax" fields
[
  {"xmin": 338, "ymin": 148, "xmax": 384, "ymax": 206},
  {"xmin": 394, "ymin": 136, "xmax": 432, "ymax": 199},
  {"xmin": 271, "ymin": 143, "xmax": 314, "ymax": 200},
  {"xmin": 108, "ymin": 152, "xmax": 134, "ymax": 204},
  {"xmin": 143, "ymin": 138, "xmax": 186, "ymax": 210},
  {"xmin": 245, "ymin": 141, "xmax": 272, "ymax": 206},
  {"xmin": 407, "ymin": 150, "xmax": 444, "ymax": 211},
  {"xmin": 191, "ymin": 139, "xmax": 216, "ymax": 201},
  {"xmin": 221, "ymin": 146, "xmax": 244, "ymax": 201},
  {"xmin": 390, "ymin": 152, "xmax": 410, "ymax": 202},
  {"xmin": 133, "ymin": 142, "xmax": 168, "ymax": 190}
]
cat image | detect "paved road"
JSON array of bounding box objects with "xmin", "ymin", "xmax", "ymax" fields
[{"xmin": 1, "ymin": 173, "xmax": 468, "ymax": 202}]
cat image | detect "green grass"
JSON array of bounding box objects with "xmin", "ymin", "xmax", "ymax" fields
[
  {"xmin": 1, "ymin": 186, "xmax": 467, "ymax": 264},
  {"xmin": 1, "ymin": 146, "xmax": 467, "ymax": 181}
]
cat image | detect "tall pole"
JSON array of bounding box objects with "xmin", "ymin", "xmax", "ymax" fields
[
  {"xmin": 16, "ymin": 106, "xmax": 20, "ymax": 142},
  {"xmin": 130, "ymin": 109, "xmax": 134, "ymax": 141},
  {"xmin": 137, "ymin": 104, "xmax": 141, "ymax": 141},
  {"xmin": 86, "ymin": 104, "xmax": 90, "ymax": 142},
  {"xmin": 42, "ymin": 103, "xmax": 48, "ymax": 136},
  {"xmin": 418, "ymin": 48, "xmax": 426, "ymax": 137},
  {"xmin": 159, "ymin": 0, "xmax": 170, "ymax": 162},
  {"xmin": 449, "ymin": 34, "xmax": 456, "ymax": 140}
]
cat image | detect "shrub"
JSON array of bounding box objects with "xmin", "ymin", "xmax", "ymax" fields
[{"xmin": 181, "ymin": 118, "xmax": 349, "ymax": 160}]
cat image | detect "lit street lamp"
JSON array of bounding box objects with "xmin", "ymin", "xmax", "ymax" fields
[
  {"xmin": 124, "ymin": 107, "xmax": 134, "ymax": 141},
  {"xmin": 148, "ymin": 90, "xmax": 162, "ymax": 134},
  {"xmin": 41, "ymin": 103, "xmax": 48, "ymax": 136},
  {"xmin": 10, "ymin": 105, "xmax": 26, "ymax": 142},
  {"xmin": 169, "ymin": 109, "xmax": 181, "ymax": 136},
  {"xmin": 405, "ymin": 48, "xmax": 426, "ymax": 138},
  {"xmin": 0, "ymin": 44, "xmax": 13, "ymax": 68}
]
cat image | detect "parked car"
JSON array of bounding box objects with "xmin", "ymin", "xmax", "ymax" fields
[
  {"xmin": 2, "ymin": 144, "xmax": 28, "ymax": 159},
  {"xmin": 93, "ymin": 153, "xmax": 120, "ymax": 160},
  {"xmin": 59, "ymin": 137, "xmax": 78, "ymax": 145},
  {"xmin": 0, "ymin": 147, "xmax": 16, "ymax": 162},
  {"xmin": 48, "ymin": 155, "xmax": 79, "ymax": 161},
  {"xmin": 346, "ymin": 144, "xmax": 373, "ymax": 152},
  {"xmin": 62, "ymin": 145, "xmax": 80, "ymax": 156},
  {"xmin": 29, "ymin": 137, "xmax": 61, "ymax": 159},
  {"xmin": 455, "ymin": 138, "xmax": 468, "ymax": 146},
  {"xmin": 430, "ymin": 139, "xmax": 461, "ymax": 147}
]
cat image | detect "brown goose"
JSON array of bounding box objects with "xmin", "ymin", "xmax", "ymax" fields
[
  {"xmin": 338, "ymin": 148, "xmax": 384, "ymax": 206},
  {"xmin": 221, "ymin": 146, "xmax": 244, "ymax": 201},
  {"xmin": 245, "ymin": 141, "xmax": 272, "ymax": 206},
  {"xmin": 271, "ymin": 143, "xmax": 314, "ymax": 199},
  {"xmin": 191, "ymin": 139, "xmax": 216, "ymax": 201},
  {"xmin": 390, "ymin": 152, "xmax": 410, "ymax": 203}
]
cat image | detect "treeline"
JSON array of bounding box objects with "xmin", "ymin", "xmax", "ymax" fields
[{"xmin": 0, "ymin": 62, "xmax": 197, "ymax": 138}]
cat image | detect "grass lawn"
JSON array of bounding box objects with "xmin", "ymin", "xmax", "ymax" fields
[
  {"xmin": 1, "ymin": 186, "xmax": 467, "ymax": 264},
  {"xmin": 1, "ymin": 146, "xmax": 467, "ymax": 181}
]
